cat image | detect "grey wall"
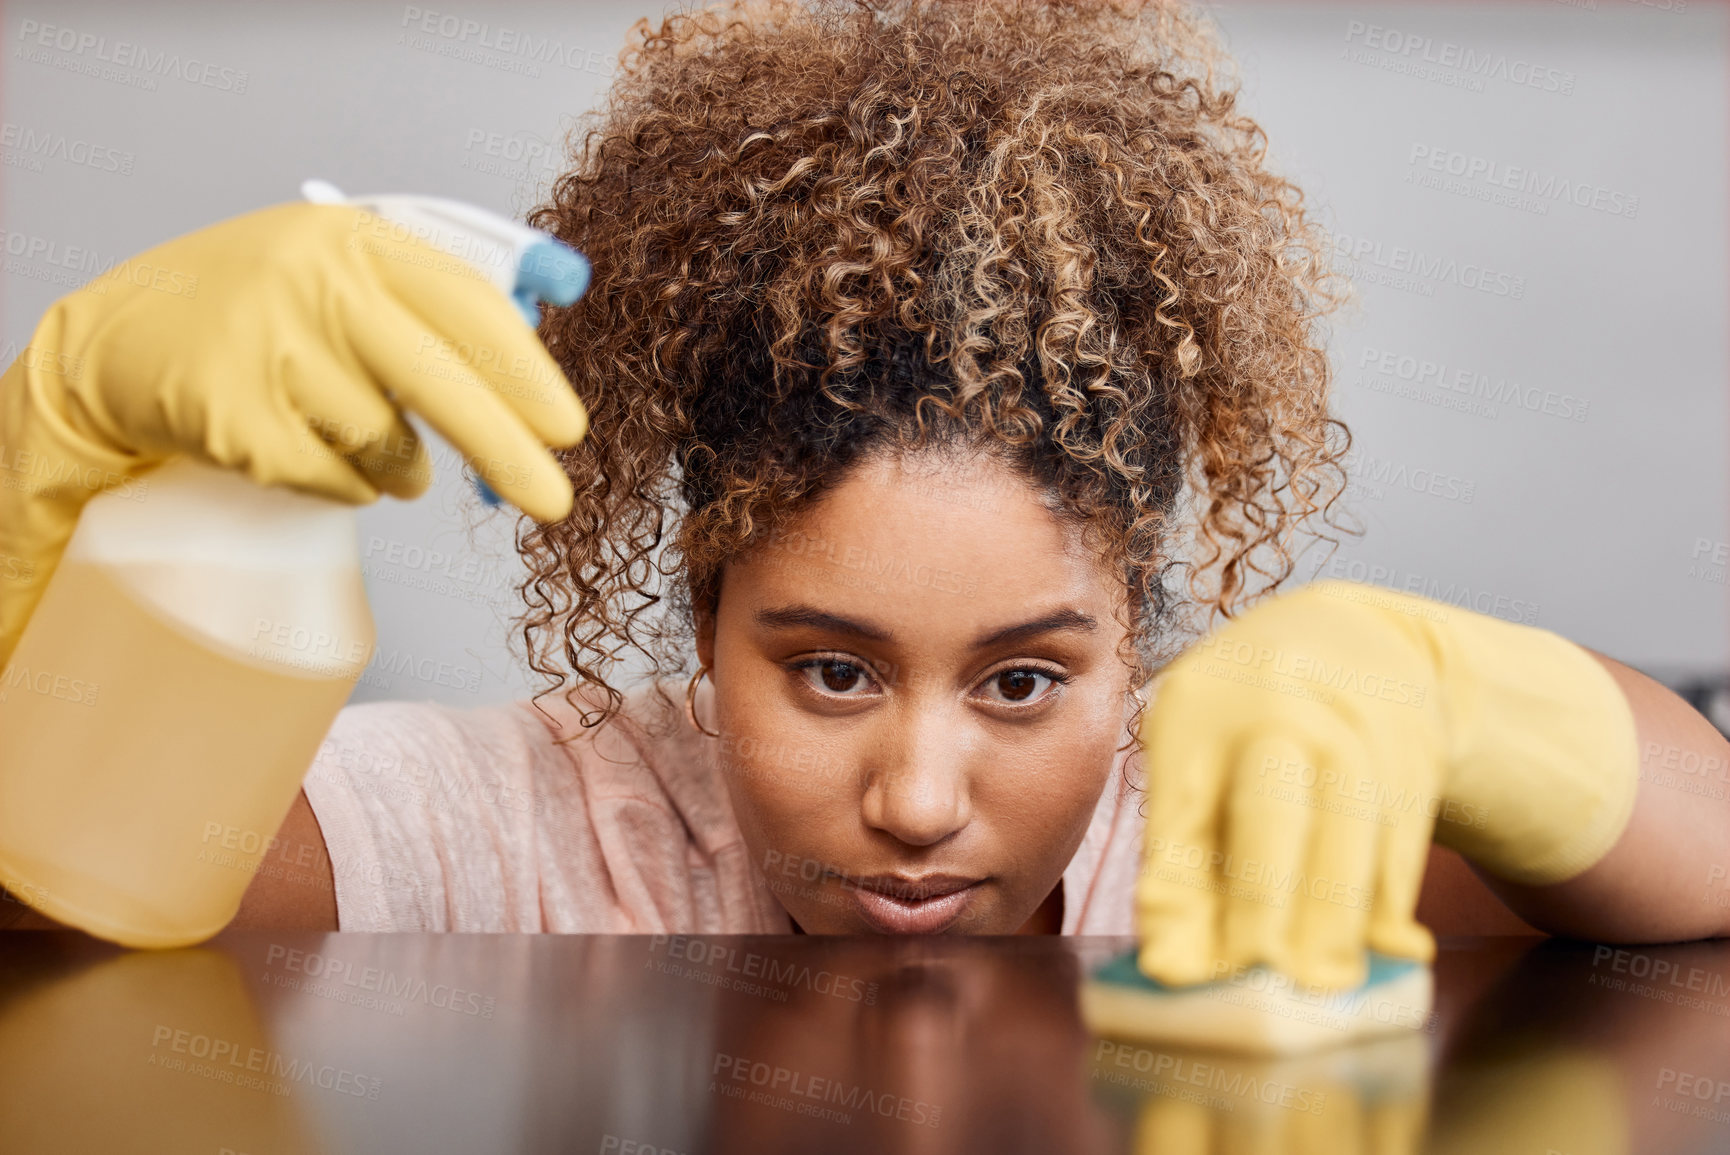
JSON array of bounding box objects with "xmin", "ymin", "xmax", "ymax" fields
[
  {"xmin": 4, "ymin": 0, "xmax": 1725, "ymax": 709},
  {"xmin": 1207, "ymin": 0, "xmax": 1730, "ymax": 685}
]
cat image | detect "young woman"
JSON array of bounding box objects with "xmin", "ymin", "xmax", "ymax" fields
[{"xmin": 2, "ymin": 0, "xmax": 1726, "ymax": 991}]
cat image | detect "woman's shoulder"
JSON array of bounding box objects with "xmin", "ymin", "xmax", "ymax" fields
[
  {"xmin": 503, "ymin": 680, "xmax": 743, "ymax": 847},
  {"xmin": 302, "ymin": 682, "xmax": 753, "ymax": 932},
  {"xmin": 506, "ymin": 679, "xmax": 709, "ymax": 767},
  {"xmin": 315, "ymin": 680, "xmax": 731, "ymax": 834},
  {"xmin": 316, "ymin": 680, "xmax": 699, "ymax": 775},
  {"xmin": 316, "ymin": 694, "xmax": 535, "ymax": 760}
]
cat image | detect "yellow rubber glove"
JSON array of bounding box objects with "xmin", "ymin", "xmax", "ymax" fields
[
  {"xmin": 1136, "ymin": 580, "xmax": 1639, "ymax": 990},
  {"xmin": 0, "ymin": 201, "xmax": 588, "ymax": 669}
]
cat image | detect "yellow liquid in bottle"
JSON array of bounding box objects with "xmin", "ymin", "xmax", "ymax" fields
[{"xmin": 0, "ymin": 560, "xmax": 370, "ymax": 948}]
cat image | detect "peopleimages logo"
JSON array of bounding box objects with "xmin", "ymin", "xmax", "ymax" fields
[
  {"xmin": 1342, "ymin": 20, "xmax": 1576, "ymax": 95},
  {"xmin": 15, "ymin": 19, "xmax": 250, "ymax": 93},
  {"xmin": 0, "ymin": 122, "xmax": 134, "ymax": 174},
  {"xmin": 712, "ymin": 1052, "xmax": 941, "ymax": 1128},
  {"xmin": 1331, "ymin": 232, "xmax": 1526, "ymax": 300},
  {"xmin": 1202, "ymin": 634, "xmax": 1429, "ymax": 707},
  {"xmin": 1313, "ymin": 558, "xmax": 1541, "ymax": 625},
  {"xmin": 1408, "ymin": 145, "xmax": 1639, "ymax": 220},
  {"xmin": 462, "ymin": 127, "xmax": 561, "ymax": 181},
  {"xmin": 149, "ymin": 1024, "xmax": 382, "ymax": 1098},
  {"xmin": 1339, "ymin": 448, "xmax": 1476, "ymax": 506},
  {"xmin": 264, "ymin": 944, "xmax": 497, "ymax": 1017},
  {"xmin": 1357, "ymin": 346, "xmax": 1590, "ymax": 424},
  {"xmin": 0, "ymin": 228, "xmax": 124, "ymax": 279},
  {"xmin": 398, "ymin": 6, "xmax": 616, "ymax": 75},
  {"xmin": 1093, "ymin": 1041, "xmax": 1329, "ymax": 1115},
  {"xmin": 649, "ymin": 935, "xmax": 879, "ymax": 1004}
]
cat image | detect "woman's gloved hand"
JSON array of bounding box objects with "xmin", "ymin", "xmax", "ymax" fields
[
  {"xmin": 0, "ymin": 201, "xmax": 590, "ymax": 668},
  {"xmin": 1135, "ymin": 580, "xmax": 1640, "ymax": 990}
]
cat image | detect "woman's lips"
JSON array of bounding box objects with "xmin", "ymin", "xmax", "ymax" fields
[{"xmin": 845, "ymin": 874, "xmax": 983, "ymax": 934}]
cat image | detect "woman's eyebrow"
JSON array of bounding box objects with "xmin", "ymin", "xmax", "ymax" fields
[
  {"xmin": 753, "ymin": 605, "xmax": 1097, "ymax": 649},
  {"xmin": 754, "ymin": 606, "xmax": 893, "ymax": 642},
  {"xmin": 972, "ymin": 608, "xmax": 1098, "ymax": 649}
]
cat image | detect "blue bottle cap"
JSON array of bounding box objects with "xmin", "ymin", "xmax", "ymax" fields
[{"xmin": 473, "ymin": 237, "xmax": 589, "ymax": 507}]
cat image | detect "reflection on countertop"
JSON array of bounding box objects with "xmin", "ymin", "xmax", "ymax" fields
[{"xmin": 1, "ymin": 931, "xmax": 1727, "ymax": 1154}]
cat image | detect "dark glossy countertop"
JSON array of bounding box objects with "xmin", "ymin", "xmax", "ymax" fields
[{"xmin": 2, "ymin": 931, "xmax": 1728, "ymax": 1154}]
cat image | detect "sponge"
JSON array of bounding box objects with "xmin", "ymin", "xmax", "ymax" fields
[{"xmin": 1080, "ymin": 949, "xmax": 1433, "ymax": 1057}]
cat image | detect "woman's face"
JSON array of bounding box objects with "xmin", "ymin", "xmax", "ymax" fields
[{"xmin": 695, "ymin": 449, "xmax": 1136, "ymax": 934}]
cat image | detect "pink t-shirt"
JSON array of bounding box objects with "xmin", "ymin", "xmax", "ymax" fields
[{"xmin": 301, "ymin": 682, "xmax": 1148, "ymax": 934}]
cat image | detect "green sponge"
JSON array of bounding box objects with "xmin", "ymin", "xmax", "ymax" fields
[{"xmin": 1080, "ymin": 948, "xmax": 1433, "ymax": 1057}]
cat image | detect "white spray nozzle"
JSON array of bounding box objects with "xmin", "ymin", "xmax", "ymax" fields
[
  {"xmin": 300, "ymin": 179, "xmax": 591, "ymax": 508},
  {"xmin": 301, "ymin": 178, "xmax": 548, "ymax": 299}
]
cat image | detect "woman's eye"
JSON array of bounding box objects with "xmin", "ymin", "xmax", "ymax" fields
[
  {"xmin": 797, "ymin": 659, "xmax": 873, "ymax": 696},
  {"xmin": 982, "ymin": 668, "xmax": 1062, "ymax": 704}
]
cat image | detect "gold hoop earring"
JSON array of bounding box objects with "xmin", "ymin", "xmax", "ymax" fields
[{"xmin": 685, "ymin": 665, "xmax": 720, "ymax": 739}]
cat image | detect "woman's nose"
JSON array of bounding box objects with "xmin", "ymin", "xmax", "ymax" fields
[{"xmin": 859, "ymin": 710, "xmax": 973, "ymax": 847}]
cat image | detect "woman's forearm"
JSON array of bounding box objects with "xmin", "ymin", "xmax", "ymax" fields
[
  {"xmin": 1478, "ymin": 649, "xmax": 1730, "ymax": 942},
  {"xmin": 0, "ymin": 789, "xmax": 335, "ymax": 933}
]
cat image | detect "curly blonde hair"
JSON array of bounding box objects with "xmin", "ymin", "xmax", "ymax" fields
[{"xmin": 520, "ymin": 0, "xmax": 1349, "ymax": 732}]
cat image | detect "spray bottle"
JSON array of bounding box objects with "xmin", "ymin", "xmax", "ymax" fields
[{"xmin": 0, "ymin": 183, "xmax": 583, "ymax": 947}]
